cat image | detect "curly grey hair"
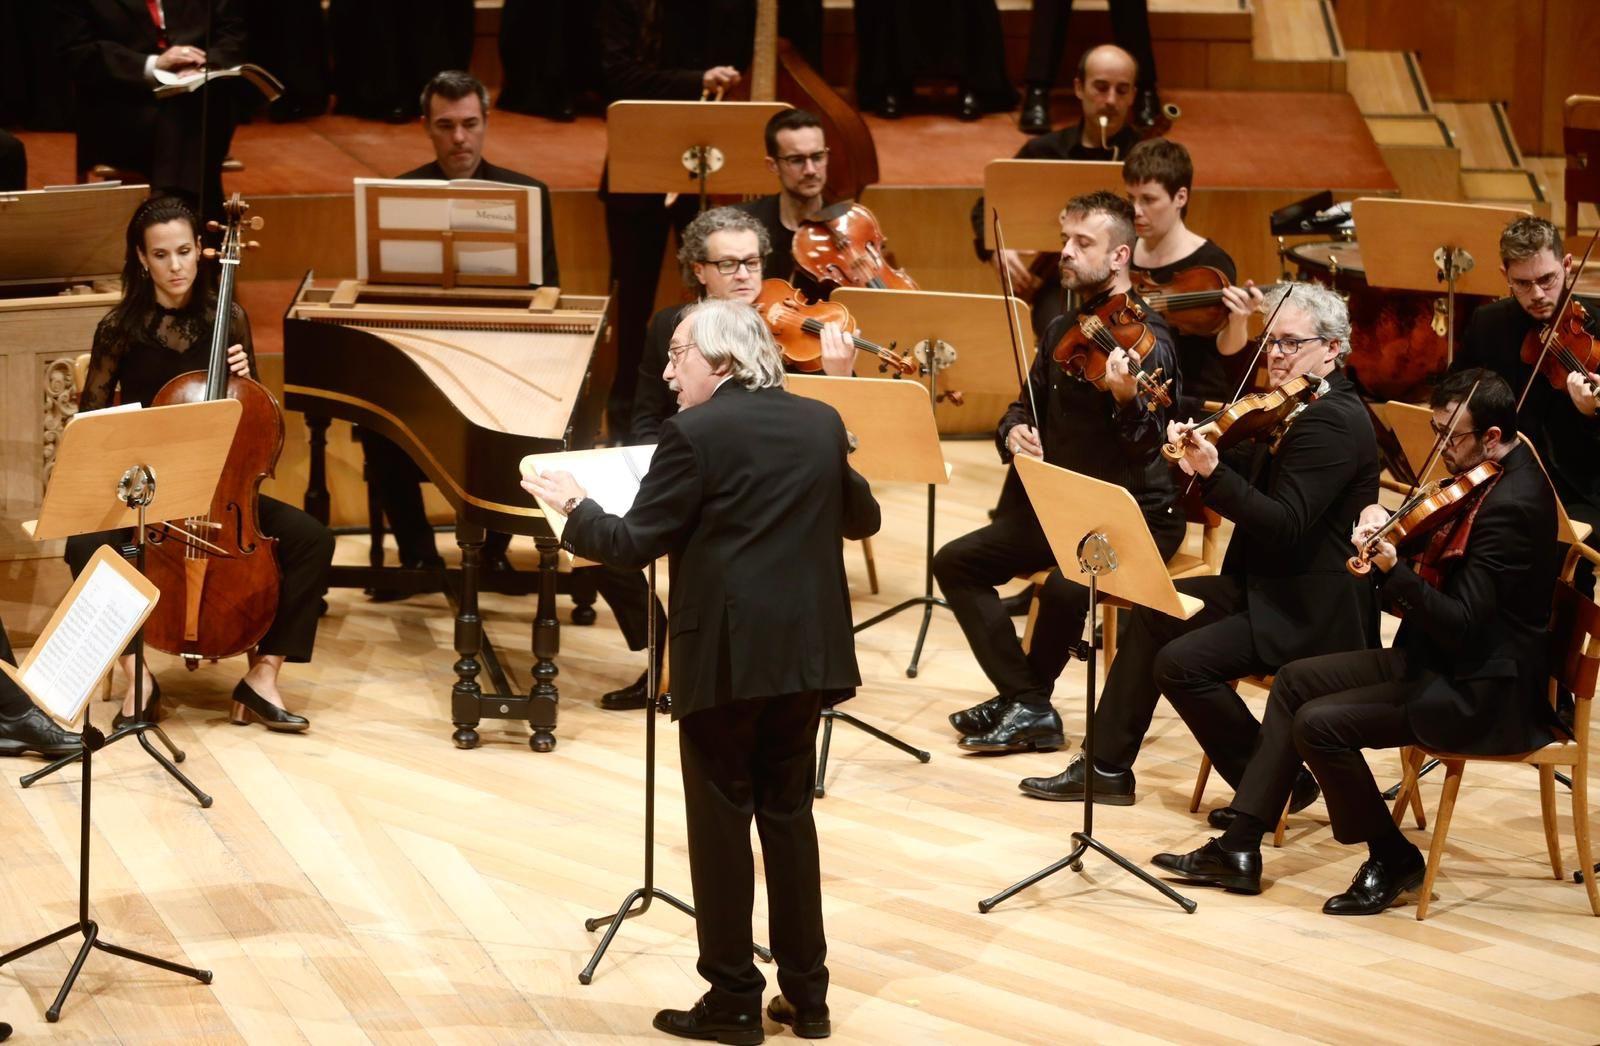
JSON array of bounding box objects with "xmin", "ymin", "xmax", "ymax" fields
[
  {"xmin": 1261, "ymin": 281, "xmax": 1353, "ymax": 367},
  {"xmin": 677, "ymin": 299, "xmax": 785, "ymax": 391},
  {"xmin": 677, "ymin": 206, "xmax": 772, "ymax": 290}
]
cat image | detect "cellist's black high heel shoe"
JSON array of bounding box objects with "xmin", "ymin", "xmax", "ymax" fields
[
  {"xmin": 111, "ymin": 679, "xmax": 161, "ymax": 732},
  {"xmin": 230, "ymin": 681, "xmax": 310, "ymax": 733}
]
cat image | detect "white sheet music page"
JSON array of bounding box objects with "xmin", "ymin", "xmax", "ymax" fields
[
  {"xmin": 520, "ymin": 445, "xmax": 656, "ymax": 540},
  {"xmin": 22, "ymin": 559, "xmax": 151, "ymax": 725}
]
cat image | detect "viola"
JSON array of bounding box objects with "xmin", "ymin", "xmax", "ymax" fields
[
  {"xmin": 1162, "ymin": 374, "xmax": 1321, "ymax": 462},
  {"xmin": 1051, "ymin": 292, "xmax": 1173, "ymax": 410},
  {"xmin": 752, "ymin": 279, "xmax": 917, "ymax": 375},
  {"xmin": 144, "ymin": 194, "xmax": 286, "ymax": 664},
  {"xmin": 792, "ymin": 202, "xmax": 918, "ymax": 291},
  {"xmin": 1346, "ymin": 461, "xmax": 1502, "ymax": 576},
  {"xmin": 1519, "ymin": 297, "xmax": 1600, "ymax": 395},
  {"xmin": 1130, "ymin": 265, "xmax": 1233, "ymax": 337}
]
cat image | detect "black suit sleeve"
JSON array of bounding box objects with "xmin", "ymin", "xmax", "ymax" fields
[
  {"xmin": 60, "ymin": 1, "xmax": 154, "ymax": 89},
  {"xmin": 563, "ymin": 419, "xmax": 702, "ymax": 570},
  {"xmin": 598, "ymin": 0, "xmax": 703, "ymax": 100},
  {"xmin": 1112, "ymin": 325, "xmax": 1178, "ymax": 461},
  {"xmin": 842, "ymin": 466, "xmax": 880, "ymax": 541},
  {"xmin": 1201, "ymin": 408, "xmax": 1358, "ymax": 546},
  {"xmin": 997, "ymin": 330, "xmax": 1051, "ymax": 461}
]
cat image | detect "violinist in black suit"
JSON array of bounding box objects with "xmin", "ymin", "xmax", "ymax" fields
[
  {"xmin": 526, "ymin": 299, "xmax": 878, "ymax": 1043},
  {"xmin": 1020, "ymin": 282, "xmax": 1380, "ymax": 808},
  {"xmin": 1153, "ymin": 369, "xmax": 1564, "ymax": 914},
  {"xmin": 59, "ymin": 0, "xmax": 246, "ymax": 218}
]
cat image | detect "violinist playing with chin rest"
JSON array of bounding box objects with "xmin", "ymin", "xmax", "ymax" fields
[
  {"xmin": 1016, "ymin": 281, "xmax": 1381, "ymax": 808},
  {"xmin": 935, "ymin": 190, "xmax": 1185, "ymax": 756},
  {"xmin": 1151, "ymin": 369, "xmax": 1565, "ymax": 914}
]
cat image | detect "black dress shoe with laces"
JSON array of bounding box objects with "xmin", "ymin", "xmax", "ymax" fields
[
  {"xmin": 947, "ymin": 695, "xmax": 1008, "ymax": 736},
  {"xmin": 111, "ymin": 678, "xmax": 161, "ymax": 732},
  {"xmin": 958, "ymin": 703, "xmax": 1064, "ymax": 753},
  {"xmin": 878, "ymin": 91, "xmax": 902, "ymax": 119},
  {"xmin": 767, "ymin": 995, "xmax": 830, "ymax": 1039},
  {"xmin": 1207, "ymin": 768, "xmax": 1321, "ymax": 829},
  {"xmin": 0, "ymin": 707, "xmax": 83, "ymax": 758},
  {"xmin": 1019, "ymin": 752, "xmax": 1134, "ymax": 804},
  {"xmin": 600, "ymin": 671, "xmax": 651, "ymax": 711},
  {"xmin": 1322, "ymin": 852, "xmax": 1425, "ymax": 916},
  {"xmin": 652, "ymin": 997, "xmax": 763, "ymax": 1044},
  {"xmin": 1019, "ymin": 85, "xmax": 1051, "ymax": 134},
  {"xmin": 1151, "ymin": 839, "xmax": 1263, "ymax": 894},
  {"xmin": 958, "ymin": 90, "xmax": 982, "ymax": 121}
]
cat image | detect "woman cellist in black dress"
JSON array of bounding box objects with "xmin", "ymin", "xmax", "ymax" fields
[{"xmin": 66, "ymin": 195, "xmax": 333, "ymax": 733}]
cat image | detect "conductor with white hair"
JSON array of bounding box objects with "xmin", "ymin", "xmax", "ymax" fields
[{"xmin": 524, "ymin": 299, "xmax": 879, "ymax": 1043}]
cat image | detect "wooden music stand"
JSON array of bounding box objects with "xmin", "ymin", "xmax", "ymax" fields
[
  {"xmin": 0, "ymin": 184, "xmax": 146, "ymax": 290},
  {"xmin": 1350, "ymin": 198, "xmax": 1528, "ymax": 367},
  {"xmin": 606, "ymin": 100, "xmax": 789, "ymax": 208},
  {"xmin": 354, "ymin": 179, "xmax": 541, "ymax": 289},
  {"xmin": 787, "ymin": 375, "xmax": 943, "ymax": 794},
  {"xmin": 979, "ymin": 454, "xmax": 1203, "ymax": 916},
  {"xmin": 23, "ymin": 400, "xmax": 241, "ymax": 808},
  {"xmin": 981, "ymin": 159, "xmax": 1124, "ymax": 252}
]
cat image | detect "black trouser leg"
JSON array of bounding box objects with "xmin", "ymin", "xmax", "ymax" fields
[
  {"xmin": 0, "ymin": 617, "xmax": 29, "ymax": 715},
  {"xmin": 357, "ymin": 429, "xmax": 439, "ymax": 566},
  {"xmin": 1020, "ymin": 568, "xmax": 1092, "ymax": 705},
  {"xmin": 1024, "ymin": 0, "xmax": 1072, "ymax": 88},
  {"xmin": 603, "ymin": 186, "xmax": 694, "ymax": 431},
  {"xmin": 149, "ymin": 86, "xmax": 237, "ymax": 222},
  {"xmin": 254, "ymin": 496, "xmax": 335, "ymax": 662},
  {"xmin": 591, "ymin": 564, "xmax": 666, "ymax": 667},
  {"xmin": 1111, "ymin": 0, "xmax": 1159, "ymax": 90}
]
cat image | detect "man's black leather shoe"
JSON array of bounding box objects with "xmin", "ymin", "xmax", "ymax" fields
[
  {"xmin": 948, "ymin": 695, "xmax": 1008, "ymax": 736},
  {"xmin": 1133, "ymin": 86, "xmax": 1163, "ymax": 130},
  {"xmin": 0, "ymin": 707, "xmax": 83, "ymax": 758},
  {"xmin": 1151, "ymin": 839, "xmax": 1263, "ymax": 894},
  {"xmin": 958, "ymin": 703, "xmax": 1064, "ymax": 753},
  {"xmin": 1207, "ymin": 768, "xmax": 1321, "ymax": 829},
  {"xmin": 958, "ymin": 90, "xmax": 982, "ymax": 121},
  {"xmin": 1322, "ymin": 852, "xmax": 1425, "ymax": 916},
  {"xmin": 1019, "ymin": 753, "xmax": 1134, "ymax": 804},
  {"xmin": 1019, "ymin": 85, "xmax": 1051, "ymax": 134},
  {"xmin": 652, "ymin": 998, "xmax": 763, "ymax": 1044},
  {"xmin": 878, "ymin": 91, "xmax": 902, "ymax": 119},
  {"xmin": 767, "ymin": 995, "xmax": 830, "ymax": 1039},
  {"xmin": 600, "ymin": 671, "xmax": 651, "ymax": 711}
]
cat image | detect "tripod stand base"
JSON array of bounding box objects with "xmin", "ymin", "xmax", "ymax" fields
[
  {"xmin": 814, "ymin": 709, "xmax": 930, "ymax": 799},
  {"xmin": 978, "ymin": 832, "xmax": 1197, "ymax": 915},
  {"xmin": 0, "ymin": 920, "xmax": 212, "ymax": 1022},
  {"xmin": 579, "ymin": 887, "xmax": 773, "ymax": 985},
  {"xmin": 21, "ymin": 723, "xmax": 212, "ymax": 808},
  {"xmin": 852, "ymin": 595, "xmax": 947, "ymax": 678}
]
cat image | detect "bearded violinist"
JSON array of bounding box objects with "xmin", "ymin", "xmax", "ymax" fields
[
  {"xmin": 734, "ymin": 109, "xmax": 830, "ymax": 287},
  {"xmin": 1151, "ymin": 370, "xmax": 1564, "ymax": 914},
  {"xmin": 1453, "ymin": 216, "xmax": 1600, "ymax": 590},
  {"xmin": 1019, "ymin": 282, "xmax": 1379, "ymax": 804},
  {"xmin": 937, "ymin": 190, "xmax": 1184, "ymax": 754}
]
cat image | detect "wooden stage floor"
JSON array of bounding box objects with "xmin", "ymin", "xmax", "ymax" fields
[{"xmin": 1, "ymin": 440, "xmax": 1596, "ymax": 1043}]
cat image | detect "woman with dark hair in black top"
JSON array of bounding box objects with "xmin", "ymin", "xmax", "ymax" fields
[{"xmin": 69, "ymin": 195, "xmax": 333, "ymax": 734}]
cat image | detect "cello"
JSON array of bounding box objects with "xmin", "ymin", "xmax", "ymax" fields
[{"xmin": 144, "ymin": 194, "xmax": 285, "ymax": 665}]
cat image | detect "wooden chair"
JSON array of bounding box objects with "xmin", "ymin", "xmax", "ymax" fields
[
  {"xmin": 1390, "ymin": 580, "xmax": 1600, "ymax": 920},
  {"xmin": 1563, "ymin": 94, "xmax": 1600, "ymax": 234}
]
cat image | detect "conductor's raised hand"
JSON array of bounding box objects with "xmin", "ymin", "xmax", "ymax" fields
[
  {"xmin": 819, "ymin": 320, "xmax": 855, "ymax": 376},
  {"xmin": 521, "ymin": 469, "xmax": 587, "ymax": 516},
  {"xmin": 226, "ymin": 343, "xmax": 250, "ymax": 378}
]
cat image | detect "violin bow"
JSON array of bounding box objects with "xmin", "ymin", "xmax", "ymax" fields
[
  {"xmin": 1516, "ymin": 225, "xmax": 1600, "ymax": 413},
  {"xmin": 1405, "ymin": 373, "xmax": 1483, "ymax": 511},
  {"xmin": 992, "ymin": 209, "xmax": 1042, "ymax": 429}
]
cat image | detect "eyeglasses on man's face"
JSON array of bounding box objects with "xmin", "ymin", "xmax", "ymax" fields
[
  {"xmin": 1264, "ymin": 334, "xmax": 1326, "ymax": 357},
  {"xmin": 703, "ymin": 256, "xmax": 764, "ymax": 276},
  {"xmin": 1507, "ymin": 270, "xmax": 1563, "ymax": 296},
  {"xmin": 667, "ymin": 341, "xmax": 697, "ymax": 367},
  {"xmin": 776, "ymin": 149, "xmax": 829, "ymax": 171}
]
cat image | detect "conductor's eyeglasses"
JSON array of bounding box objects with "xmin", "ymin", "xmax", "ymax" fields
[
  {"xmin": 705, "ymin": 256, "xmax": 764, "ymax": 275},
  {"xmin": 1264, "ymin": 334, "xmax": 1326, "ymax": 356},
  {"xmin": 1508, "ymin": 271, "xmax": 1563, "ymax": 295},
  {"xmin": 668, "ymin": 341, "xmax": 697, "ymax": 366},
  {"xmin": 776, "ymin": 149, "xmax": 830, "ymax": 171}
]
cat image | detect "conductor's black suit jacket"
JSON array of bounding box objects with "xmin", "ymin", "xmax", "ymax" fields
[
  {"xmin": 562, "ymin": 381, "xmax": 881, "ymax": 719},
  {"xmin": 61, "ymin": 0, "xmax": 247, "ymax": 101}
]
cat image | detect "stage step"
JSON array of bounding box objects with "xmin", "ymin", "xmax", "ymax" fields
[
  {"xmin": 1346, "ymin": 50, "xmax": 1431, "ymax": 115},
  {"xmin": 1524, "ymin": 156, "xmax": 1599, "ymax": 236},
  {"xmin": 1434, "ymin": 101, "xmax": 1523, "ymax": 169}
]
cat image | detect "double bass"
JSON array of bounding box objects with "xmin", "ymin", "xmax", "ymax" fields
[{"xmin": 144, "ymin": 194, "xmax": 285, "ymax": 664}]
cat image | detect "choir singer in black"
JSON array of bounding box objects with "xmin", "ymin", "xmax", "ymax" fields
[{"xmin": 525, "ymin": 299, "xmax": 879, "ymax": 1044}]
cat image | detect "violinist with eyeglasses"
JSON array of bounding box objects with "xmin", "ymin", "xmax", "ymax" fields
[
  {"xmin": 1019, "ymin": 282, "xmax": 1379, "ymax": 812},
  {"xmin": 1151, "ymin": 369, "xmax": 1565, "ymax": 915}
]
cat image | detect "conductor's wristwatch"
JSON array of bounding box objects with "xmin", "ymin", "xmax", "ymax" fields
[{"xmin": 563, "ymin": 496, "xmax": 584, "ymax": 515}]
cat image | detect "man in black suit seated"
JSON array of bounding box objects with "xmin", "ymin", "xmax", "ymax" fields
[
  {"xmin": 0, "ymin": 129, "xmax": 24, "ymax": 190},
  {"xmin": 58, "ymin": 0, "xmax": 245, "ymax": 219},
  {"xmin": 734, "ymin": 110, "xmax": 829, "ymax": 287},
  {"xmin": 526, "ymin": 299, "xmax": 878, "ymax": 1043},
  {"xmin": 358, "ymin": 70, "xmax": 560, "ymax": 588},
  {"xmin": 1153, "ymin": 370, "xmax": 1565, "ymax": 913},
  {"xmin": 0, "ymin": 618, "xmax": 81, "ymax": 758},
  {"xmin": 1019, "ymin": 282, "xmax": 1380, "ymax": 808},
  {"xmin": 939, "ymin": 190, "xmax": 1186, "ymax": 756}
]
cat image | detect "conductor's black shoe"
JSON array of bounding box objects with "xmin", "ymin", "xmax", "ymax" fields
[
  {"xmin": 1133, "ymin": 86, "xmax": 1163, "ymax": 130},
  {"xmin": 1322, "ymin": 852, "xmax": 1425, "ymax": 916},
  {"xmin": 1207, "ymin": 768, "xmax": 1321, "ymax": 829},
  {"xmin": 1019, "ymin": 85, "xmax": 1051, "ymax": 134},
  {"xmin": 601, "ymin": 671, "xmax": 651, "ymax": 711},
  {"xmin": 767, "ymin": 995, "xmax": 830, "ymax": 1038},
  {"xmin": 1018, "ymin": 752, "xmax": 1135, "ymax": 804},
  {"xmin": 111, "ymin": 678, "xmax": 161, "ymax": 732},
  {"xmin": 0, "ymin": 707, "xmax": 83, "ymax": 758},
  {"xmin": 948, "ymin": 694, "xmax": 1009, "ymax": 736},
  {"xmin": 958, "ymin": 703, "xmax": 1064, "ymax": 753},
  {"xmin": 652, "ymin": 998, "xmax": 763, "ymax": 1044},
  {"xmin": 1151, "ymin": 838, "xmax": 1263, "ymax": 894},
  {"xmin": 958, "ymin": 90, "xmax": 982, "ymax": 121}
]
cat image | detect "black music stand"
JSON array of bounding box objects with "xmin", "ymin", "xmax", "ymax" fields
[
  {"xmin": 979, "ymin": 456, "xmax": 1204, "ymax": 915},
  {"xmin": 20, "ymin": 401, "xmax": 241, "ymax": 807}
]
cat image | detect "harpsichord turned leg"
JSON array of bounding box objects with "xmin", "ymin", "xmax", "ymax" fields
[
  {"xmin": 450, "ymin": 521, "xmax": 486, "ymax": 749},
  {"xmin": 529, "ymin": 536, "xmax": 562, "ymax": 752}
]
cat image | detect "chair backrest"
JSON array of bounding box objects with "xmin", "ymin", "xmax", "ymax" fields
[
  {"xmin": 1548, "ymin": 581, "xmax": 1600, "ymax": 707},
  {"xmin": 1563, "ymin": 94, "xmax": 1600, "ymax": 231}
]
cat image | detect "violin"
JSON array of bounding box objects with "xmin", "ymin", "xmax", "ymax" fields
[
  {"xmin": 1130, "ymin": 265, "xmax": 1233, "ymax": 337},
  {"xmin": 144, "ymin": 194, "xmax": 286, "ymax": 664},
  {"xmin": 1519, "ymin": 297, "xmax": 1599, "ymax": 395},
  {"xmin": 752, "ymin": 279, "xmax": 918, "ymax": 375},
  {"xmin": 1162, "ymin": 374, "xmax": 1321, "ymax": 462},
  {"xmin": 792, "ymin": 202, "xmax": 918, "ymax": 291},
  {"xmin": 1346, "ymin": 461, "xmax": 1501, "ymax": 576},
  {"xmin": 1052, "ymin": 292, "xmax": 1173, "ymax": 410}
]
